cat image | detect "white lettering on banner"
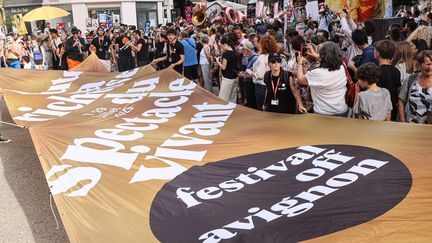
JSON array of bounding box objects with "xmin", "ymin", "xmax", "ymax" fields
[
  {"xmin": 60, "ymin": 78, "xmax": 193, "ymax": 172},
  {"xmin": 50, "ymin": 79, "xmax": 202, "ymax": 193},
  {"xmin": 115, "ymin": 68, "xmax": 139, "ymax": 78},
  {"xmin": 104, "ymin": 77, "xmax": 160, "ymax": 104},
  {"xmin": 45, "ymin": 77, "xmax": 237, "ymax": 196},
  {"xmin": 129, "ymin": 102, "xmax": 236, "ymax": 183},
  {"xmin": 41, "ymin": 71, "xmax": 83, "ymax": 95},
  {"xmin": 176, "ymin": 146, "xmax": 325, "ymax": 208},
  {"xmin": 46, "ymin": 165, "xmax": 101, "ymax": 197},
  {"xmin": 61, "ymin": 138, "xmax": 140, "ymax": 170},
  {"xmin": 196, "ymin": 151, "xmax": 390, "ymax": 243},
  {"xmin": 129, "ymin": 155, "xmax": 188, "ymax": 183},
  {"xmin": 13, "ymin": 72, "xmax": 150, "ymax": 122}
]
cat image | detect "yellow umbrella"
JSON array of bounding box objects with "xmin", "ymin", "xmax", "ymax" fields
[{"xmin": 23, "ymin": 6, "xmax": 70, "ymax": 22}]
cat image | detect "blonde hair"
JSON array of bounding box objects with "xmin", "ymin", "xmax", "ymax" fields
[
  {"xmin": 392, "ymin": 41, "xmax": 415, "ymax": 74},
  {"xmin": 406, "ymin": 26, "xmax": 432, "ymax": 48}
]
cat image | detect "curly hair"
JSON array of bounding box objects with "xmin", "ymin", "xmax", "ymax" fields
[
  {"xmin": 319, "ymin": 41, "xmax": 343, "ymax": 71},
  {"xmin": 290, "ymin": 35, "xmax": 305, "ymax": 52},
  {"xmin": 356, "ymin": 63, "xmax": 381, "ymax": 84},
  {"xmin": 259, "ymin": 34, "xmax": 278, "ymax": 55}
]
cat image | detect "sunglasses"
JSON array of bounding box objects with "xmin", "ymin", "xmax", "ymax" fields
[{"xmin": 270, "ymin": 59, "xmax": 282, "ymax": 64}]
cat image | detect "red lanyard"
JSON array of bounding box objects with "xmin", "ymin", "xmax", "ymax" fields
[{"xmin": 271, "ymin": 75, "xmax": 281, "ymax": 97}]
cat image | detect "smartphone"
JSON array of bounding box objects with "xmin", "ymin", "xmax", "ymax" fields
[{"xmin": 301, "ymin": 44, "xmax": 308, "ymax": 57}]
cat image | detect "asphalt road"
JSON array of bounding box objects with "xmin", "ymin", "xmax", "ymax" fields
[{"xmin": 0, "ymin": 99, "xmax": 69, "ymax": 243}]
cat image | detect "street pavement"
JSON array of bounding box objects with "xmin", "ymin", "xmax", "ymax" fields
[{"xmin": 0, "ymin": 99, "xmax": 69, "ymax": 243}]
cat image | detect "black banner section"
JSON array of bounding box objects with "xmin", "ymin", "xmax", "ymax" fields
[{"xmin": 151, "ymin": 145, "xmax": 412, "ymax": 243}]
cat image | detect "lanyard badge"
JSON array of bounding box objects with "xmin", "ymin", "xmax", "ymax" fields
[{"xmin": 271, "ymin": 75, "xmax": 281, "ymax": 106}]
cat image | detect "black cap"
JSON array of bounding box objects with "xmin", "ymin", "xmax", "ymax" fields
[{"xmin": 268, "ymin": 52, "xmax": 282, "ymax": 62}]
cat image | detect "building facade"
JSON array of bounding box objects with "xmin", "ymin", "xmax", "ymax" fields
[
  {"xmin": 43, "ymin": 0, "xmax": 170, "ymax": 32},
  {"xmin": 3, "ymin": 0, "xmax": 43, "ymax": 33}
]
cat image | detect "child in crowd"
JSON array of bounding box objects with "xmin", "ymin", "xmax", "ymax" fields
[
  {"xmin": 353, "ymin": 63, "xmax": 392, "ymax": 121},
  {"xmin": 374, "ymin": 40, "xmax": 401, "ymax": 121}
]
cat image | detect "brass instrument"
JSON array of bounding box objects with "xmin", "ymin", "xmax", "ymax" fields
[
  {"xmin": 120, "ymin": 38, "xmax": 135, "ymax": 51},
  {"xmin": 58, "ymin": 47, "xmax": 65, "ymax": 67},
  {"xmin": 192, "ymin": 3, "xmax": 207, "ymax": 26},
  {"xmin": 74, "ymin": 37, "xmax": 83, "ymax": 55},
  {"xmin": 200, "ymin": 2, "xmax": 247, "ymax": 26}
]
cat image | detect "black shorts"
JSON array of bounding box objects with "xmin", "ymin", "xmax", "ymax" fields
[
  {"xmin": 34, "ymin": 59, "xmax": 43, "ymax": 65},
  {"xmin": 183, "ymin": 64, "xmax": 199, "ymax": 80}
]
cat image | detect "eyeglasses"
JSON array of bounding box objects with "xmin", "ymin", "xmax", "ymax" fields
[{"xmin": 270, "ymin": 59, "xmax": 282, "ymax": 64}]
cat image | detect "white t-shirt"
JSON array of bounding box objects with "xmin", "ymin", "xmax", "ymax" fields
[
  {"xmin": 199, "ymin": 45, "xmax": 210, "ymax": 65},
  {"xmin": 306, "ymin": 65, "xmax": 348, "ymax": 115},
  {"xmin": 251, "ymin": 54, "xmax": 269, "ymax": 86}
]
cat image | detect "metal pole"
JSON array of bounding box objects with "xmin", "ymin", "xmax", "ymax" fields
[
  {"xmin": 283, "ymin": 0, "xmax": 286, "ymax": 37},
  {"xmin": 0, "ymin": 120, "xmax": 27, "ymax": 129}
]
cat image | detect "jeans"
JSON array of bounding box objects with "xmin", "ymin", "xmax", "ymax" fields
[
  {"xmin": 254, "ymin": 83, "xmax": 267, "ymax": 111},
  {"xmin": 200, "ymin": 64, "xmax": 212, "ymax": 93},
  {"xmin": 7, "ymin": 59, "xmax": 20, "ymax": 68},
  {"xmin": 315, "ymin": 110, "xmax": 349, "ymax": 118},
  {"xmin": 245, "ymin": 80, "xmax": 257, "ymax": 109},
  {"xmin": 219, "ymin": 76, "xmax": 238, "ymax": 103}
]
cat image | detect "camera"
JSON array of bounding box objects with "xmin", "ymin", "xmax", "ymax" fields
[{"xmin": 352, "ymin": 55, "xmax": 362, "ymax": 63}]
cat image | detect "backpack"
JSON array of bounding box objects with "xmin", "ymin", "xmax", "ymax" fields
[
  {"xmin": 32, "ymin": 45, "xmax": 43, "ymax": 61},
  {"xmin": 343, "ymin": 63, "xmax": 356, "ymax": 108}
]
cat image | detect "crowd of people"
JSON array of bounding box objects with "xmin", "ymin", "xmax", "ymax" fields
[{"xmin": 0, "ymin": 4, "xmax": 432, "ymax": 143}]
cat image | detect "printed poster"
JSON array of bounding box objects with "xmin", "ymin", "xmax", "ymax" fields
[{"xmin": 12, "ymin": 14, "xmax": 27, "ymax": 35}]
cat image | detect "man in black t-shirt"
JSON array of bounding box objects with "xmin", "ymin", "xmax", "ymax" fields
[
  {"xmin": 115, "ymin": 27, "xmax": 134, "ymax": 72},
  {"xmin": 151, "ymin": 28, "xmax": 184, "ymax": 74},
  {"xmin": 65, "ymin": 28, "xmax": 87, "ymax": 69},
  {"xmin": 129, "ymin": 30, "xmax": 149, "ymax": 67},
  {"xmin": 91, "ymin": 27, "xmax": 115, "ymax": 71}
]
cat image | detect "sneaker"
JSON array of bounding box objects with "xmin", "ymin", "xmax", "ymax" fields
[{"xmin": 0, "ymin": 137, "xmax": 11, "ymax": 143}]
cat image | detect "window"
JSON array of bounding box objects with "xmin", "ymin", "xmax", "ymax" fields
[{"xmin": 136, "ymin": 2, "xmax": 158, "ymax": 29}]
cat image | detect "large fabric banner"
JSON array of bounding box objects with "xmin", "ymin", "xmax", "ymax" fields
[{"xmin": 1, "ymin": 67, "xmax": 432, "ymax": 242}]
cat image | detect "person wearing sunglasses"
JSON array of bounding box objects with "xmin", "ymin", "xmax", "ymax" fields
[{"xmin": 263, "ymin": 52, "xmax": 306, "ymax": 114}]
